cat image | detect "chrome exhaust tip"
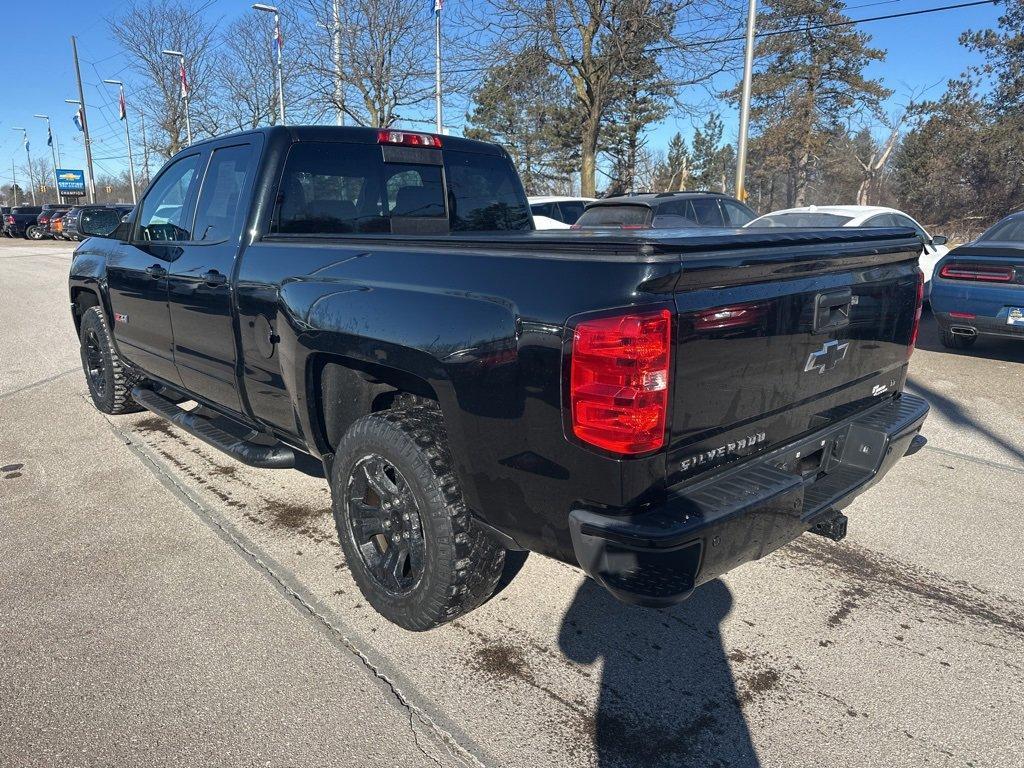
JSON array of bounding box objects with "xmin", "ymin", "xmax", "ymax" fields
[{"xmin": 950, "ymin": 326, "xmax": 977, "ymax": 337}]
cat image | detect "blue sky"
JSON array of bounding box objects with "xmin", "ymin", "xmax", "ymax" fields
[{"xmin": 0, "ymin": 0, "xmax": 1005, "ymax": 186}]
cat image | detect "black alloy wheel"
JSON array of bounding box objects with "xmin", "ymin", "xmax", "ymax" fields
[
  {"xmin": 83, "ymin": 327, "xmax": 107, "ymax": 400},
  {"xmin": 345, "ymin": 454, "xmax": 426, "ymax": 594}
]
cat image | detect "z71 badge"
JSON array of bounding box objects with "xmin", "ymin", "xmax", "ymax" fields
[{"xmin": 680, "ymin": 432, "xmax": 768, "ymax": 472}]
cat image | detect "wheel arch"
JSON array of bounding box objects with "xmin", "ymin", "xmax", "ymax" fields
[{"xmin": 309, "ymin": 353, "xmax": 439, "ymax": 455}]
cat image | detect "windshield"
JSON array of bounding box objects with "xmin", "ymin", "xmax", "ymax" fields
[
  {"xmin": 749, "ymin": 212, "xmax": 854, "ymax": 228},
  {"xmin": 575, "ymin": 205, "xmax": 651, "ymax": 228},
  {"xmin": 980, "ymin": 216, "xmax": 1024, "ymax": 243}
]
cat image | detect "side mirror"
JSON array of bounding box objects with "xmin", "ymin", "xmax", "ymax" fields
[
  {"xmin": 79, "ymin": 209, "xmax": 125, "ymax": 239},
  {"xmin": 931, "ymin": 235, "xmax": 948, "ymax": 246}
]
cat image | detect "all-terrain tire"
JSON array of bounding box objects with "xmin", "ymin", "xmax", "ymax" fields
[
  {"xmin": 331, "ymin": 400, "xmax": 506, "ymax": 631},
  {"xmin": 79, "ymin": 306, "xmax": 143, "ymax": 414},
  {"xmin": 939, "ymin": 328, "xmax": 976, "ymax": 349}
]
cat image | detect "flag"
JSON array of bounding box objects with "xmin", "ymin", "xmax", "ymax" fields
[
  {"xmin": 434, "ymin": 0, "xmax": 442, "ymax": 11},
  {"xmin": 179, "ymin": 60, "xmax": 189, "ymax": 99},
  {"xmin": 118, "ymin": 89, "xmax": 127, "ymax": 121},
  {"xmin": 23, "ymin": 133, "xmax": 29, "ymax": 152},
  {"xmin": 47, "ymin": 126, "xmax": 53, "ymax": 147},
  {"xmin": 276, "ymin": 25, "xmax": 284, "ymax": 55},
  {"xmin": 73, "ymin": 108, "xmax": 84, "ymax": 132}
]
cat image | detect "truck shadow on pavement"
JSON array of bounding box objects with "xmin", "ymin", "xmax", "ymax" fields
[{"xmin": 558, "ymin": 579, "xmax": 760, "ymax": 768}]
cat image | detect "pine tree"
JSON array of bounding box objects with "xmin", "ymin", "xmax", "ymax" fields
[
  {"xmin": 465, "ymin": 49, "xmax": 577, "ymax": 194},
  {"xmin": 690, "ymin": 114, "xmax": 734, "ymax": 192},
  {"xmin": 738, "ymin": 0, "xmax": 890, "ymax": 206},
  {"xmin": 654, "ymin": 133, "xmax": 691, "ymax": 191}
]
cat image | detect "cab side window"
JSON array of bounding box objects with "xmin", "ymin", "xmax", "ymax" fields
[
  {"xmin": 721, "ymin": 199, "xmax": 754, "ymax": 226},
  {"xmin": 193, "ymin": 144, "xmax": 254, "ymax": 242},
  {"xmin": 136, "ymin": 154, "xmax": 201, "ymax": 241}
]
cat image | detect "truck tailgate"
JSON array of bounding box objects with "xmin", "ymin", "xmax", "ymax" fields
[{"xmin": 663, "ymin": 229, "xmax": 923, "ymax": 487}]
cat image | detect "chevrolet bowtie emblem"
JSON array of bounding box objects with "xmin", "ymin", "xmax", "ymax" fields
[{"xmin": 805, "ymin": 340, "xmax": 850, "ymax": 374}]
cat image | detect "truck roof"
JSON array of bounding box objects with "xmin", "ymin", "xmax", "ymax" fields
[{"xmin": 185, "ymin": 125, "xmax": 507, "ymax": 157}]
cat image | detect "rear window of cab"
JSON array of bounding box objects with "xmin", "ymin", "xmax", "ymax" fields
[{"xmin": 272, "ymin": 142, "xmax": 532, "ymax": 235}]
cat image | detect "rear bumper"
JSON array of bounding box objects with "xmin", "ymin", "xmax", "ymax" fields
[
  {"xmin": 569, "ymin": 393, "xmax": 929, "ymax": 607},
  {"xmin": 934, "ymin": 311, "xmax": 1024, "ymax": 341}
]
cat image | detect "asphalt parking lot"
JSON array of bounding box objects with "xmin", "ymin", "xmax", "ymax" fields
[{"xmin": 2, "ymin": 238, "xmax": 1022, "ymax": 768}]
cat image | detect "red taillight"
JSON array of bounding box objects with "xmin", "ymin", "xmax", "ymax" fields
[
  {"xmin": 377, "ymin": 130, "xmax": 442, "ymax": 148},
  {"xmin": 569, "ymin": 309, "xmax": 671, "ymax": 455},
  {"xmin": 949, "ymin": 311, "xmax": 976, "ymax": 319},
  {"xmin": 909, "ymin": 270, "xmax": 924, "ymax": 358},
  {"xmin": 4, "ymin": 215, "xmax": 13, "ymax": 224},
  {"xmin": 939, "ymin": 263, "xmax": 1014, "ymax": 282}
]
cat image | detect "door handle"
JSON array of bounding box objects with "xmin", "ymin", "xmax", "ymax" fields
[
  {"xmin": 201, "ymin": 270, "xmax": 227, "ymax": 287},
  {"xmin": 145, "ymin": 264, "xmax": 167, "ymax": 279},
  {"xmin": 813, "ymin": 288, "xmax": 853, "ymax": 333}
]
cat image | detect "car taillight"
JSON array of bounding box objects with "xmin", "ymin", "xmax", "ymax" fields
[
  {"xmin": 939, "ymin": 263, "xmax": 1014, "ymax": 282},
  {"xmin": 569, "ymin": 308, "xmax": 671, "ymax": 455},
  {"xmin": 377, "ymin": 130, "xmax": 442, "ymax": 148},
  {"xmin": 909, "ymin": 270, "xmax": 924, "ymax": 359},
  {"xmin": 4, "ymin": 215, "xmax": 12, "ymax": 224}
]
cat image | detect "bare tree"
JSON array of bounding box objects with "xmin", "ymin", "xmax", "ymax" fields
[
  {"xmin": 293, "ymin": 0, "xmax": 436, "ymax": 127},
  {"xmin": 217, "ymin": 14, "xmax": 305, "ymax": 131},
  {"xmin": 110, "ymin": 0, "xmax": 220, "ymax": 156},
  {"xmin": 473, "ymin": 0, "xmax": 738, "ymax": 197}
]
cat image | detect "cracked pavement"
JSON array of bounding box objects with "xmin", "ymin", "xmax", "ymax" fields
[{"xmin": 2, "ymin": 239, "xmax": 1023, "ymax": 767}]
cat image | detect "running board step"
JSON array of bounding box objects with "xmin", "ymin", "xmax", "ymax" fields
[{"xmin": 131, "ymin": 386, "xmax": 295, "ymax": 469}]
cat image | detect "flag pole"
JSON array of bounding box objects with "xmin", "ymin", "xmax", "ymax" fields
[
  {"xmin": 105, "ymin": 80, "xmax": 138, "ymax": 205},
  {"xmin": 434, "ymin": 0, "xmax": 442, "ymax": 134}
]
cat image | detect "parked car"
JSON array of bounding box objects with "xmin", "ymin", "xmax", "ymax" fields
[
  {"xmin": 930, "ymin": 211, "xmax": 1024, "ymax": 349},
  {"xmin": 48, "ymin": 209, "xmax": 71, "ymax": 239},
  {"xmin": 5, "ymin": 206, "xmax": 43, "ymax": 238},
  {"xmin": 30, "ymin": 205, "xmax": 72, "ymax": 240},
  {"xmin": 69, "ymin": 125, "xmax": 928, "ymax": 630},
  {"xmin": 62, "ymin": 205, "xmax": 133, "ymax": 241},
  {"xmin": 747, "ymin": 205, "xmax": 949, "ymax": 289},
  {"xmin": 529, "ymin": 196, "xmax": 594, "ymax": 229},
  {"xmin": 573, "ymin": 191, "xmax": 757, "ymax": 229}
]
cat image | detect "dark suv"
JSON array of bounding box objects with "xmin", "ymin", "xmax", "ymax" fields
[{"xmin": 574, "ymin": 191, "xmax": 756, "ymax": 229}]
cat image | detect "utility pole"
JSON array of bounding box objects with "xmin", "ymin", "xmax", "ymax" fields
[
  {"xmin": 71, "ymin": 36, "xmax": 97, "ymax": 203},
  {"xmin": 735, "ymin": 0, "xmax": 757, "ymax": 203},
  {"xmin": 253, "ymin": 5, "xmax": 286, "ymax": 124},
  {"xmin": 11, "ymin": 128, "xmax": 36, "ymax": 205},
  {"xmin": 162, "ymin": 50, "xmax": 192, "ymax": 146},
  {"xmin": 140, "ymin": 114, "xmax": 151, "ymax": 187},
  {"xmin": 104, "ymin": 80, "xmax": 138, "ymax": 205},
  {"xmin": 33, "ymin": 115, "xmax": 60, "ymax": 203},
  {"xmin": 332, "ymin": 0, "xmax": 344, "ymax": 125},
  {"xmin": 11, "ymin": 160, "xmax": 18, "ymax": 205},
  {"xmin": 434, "ymin": 0, "xmax": 443, "ymax": 133}
]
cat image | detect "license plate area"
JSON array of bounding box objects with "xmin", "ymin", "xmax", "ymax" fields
[{"xmin": 770, "ymin": 430, "xmax": 847, "ymax": 482}]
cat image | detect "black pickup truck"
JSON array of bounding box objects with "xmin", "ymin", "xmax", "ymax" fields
[{"xmin": 69, "ymin": 126, "xmax": 928, "ymax": 630}]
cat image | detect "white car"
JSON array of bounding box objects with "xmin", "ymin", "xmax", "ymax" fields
[
  {"xmin": 747, "ymin": 205, "xmax": 950, "ymax": 287},
  {"xmin": 528, "ymin": 196, "xmax": 594, "ymax": 229}
]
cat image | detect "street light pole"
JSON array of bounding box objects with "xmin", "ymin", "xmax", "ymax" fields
[
  {"xmin": 70, "ymin": 36, "xmax": 97, "ymax": 203},
  {"xmin": 11, "ymin": 128, "xmax": 36, "ymax": 205},
  {"xmin": 11, "ymin": 159, "xmax": 19, "ymax": 205},
  {"xmin": 735, "ymin": 0, "xmax": 757, "ymax": 203},
  {"xmin": 253, "ymin": 4, "xmax": 285, "ymax": 125},
  {"xmin": 103, "ymin": 80, "xmax": 138, "ymax": 205},
  {"xmin": 33, "ymin": 115, "xmax": 60, "ymax": 203},
  {"xmin": 332, "ymin": 0, "xmax": 344, "ymax": 126},
  {"xmin": 162, "ymin": 50, "xmax": 192, "ymax": 146},
  {"xmin": 434, "ymin": 0, "xmax": 442, "ymax": 134}
]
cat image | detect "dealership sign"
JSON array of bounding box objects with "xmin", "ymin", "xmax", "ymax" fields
[{"xmin": 55, "ymin": 168, "xmax": 86, "ymax": 197}]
